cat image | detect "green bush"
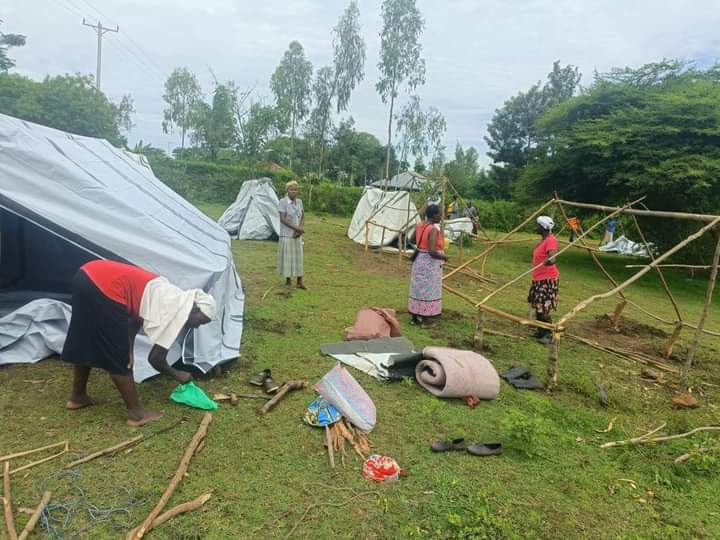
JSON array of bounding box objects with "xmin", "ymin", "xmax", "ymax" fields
[
  {"xmin": 148, "ymin": 156, "xmax": 294, "ymax": 203},
  {"xmin": 304, "ymin": 182, "xmax": 364, "ymax": 216},
  {"xmin": 472, "ymin": 200, "xmax": 533, "ymax": 232}
]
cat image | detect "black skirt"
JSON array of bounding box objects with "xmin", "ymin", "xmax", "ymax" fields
[{"xmin": 61, "ymin": 270, "xmax": 131, "ymax": 375}]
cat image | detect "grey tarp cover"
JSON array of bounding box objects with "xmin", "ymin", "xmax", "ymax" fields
[
  {"xmin": 599, "ymin": 235, "xmax": 650, "ymax": 257},
  {"xmin": 217, "ymin": 178, "xmax": 281, "ymax": 240},
  {"xmin": 320, "ymin": 336, "xmax": 415, "ymax": 380},
  {"xmin": 0, "ymin": 113, "xmax": 244, "ymax": 381}
]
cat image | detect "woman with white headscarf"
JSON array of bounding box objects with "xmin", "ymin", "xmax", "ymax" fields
[
  {"xmin": 528, "ymin": 216, "xmax": 559, "ymax": 344},
  {"xmin": 61, "ymin": 260, "xmax": 216, "ymax": 426}
]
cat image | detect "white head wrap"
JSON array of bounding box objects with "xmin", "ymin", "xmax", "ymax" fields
[
  {"xmin": 537, "ymin": 216, "xmax": 554, "ymax": 231},
  {"xmin": 194, "ymin": 291, "xmax": 217, "ymax": 321},
  {"xmin": 139, "ymin": 277, "xmax": 216, "ymax": 350}
]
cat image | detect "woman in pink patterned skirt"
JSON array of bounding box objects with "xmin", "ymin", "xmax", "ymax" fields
[{"xmin": 408, "ymin": 205, "xmax": 448, "ymax": 325}]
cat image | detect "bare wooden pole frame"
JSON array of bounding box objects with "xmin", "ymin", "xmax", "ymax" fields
[
  {"xmin": 630, "ymin": 215, "xmax": 683, "ymax": 322},
  {"xmin": 558, "ymin": 216, "xmax": 720, "ymax": 326},
  {"xmin": 556, "ymin": 199, "xmax": 720, "ymax": 222},
  {"xmin": 478, "ymin": 198, "xmax": 641, "ymax": 307},
  {"xmin": 444, "ymin": 199, "xmax": 556, "ymax": 281},
  {"xmin": 681, "ymin": 232, "xmax": 720, "ymax": 382}
]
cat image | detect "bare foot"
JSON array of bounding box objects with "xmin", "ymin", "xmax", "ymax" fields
[
  {"xmin": 127, "ymin": 409, "xmax": 164, "ymax": 427},
  {"xmin": 172, "ymin": 370, "xmax": 192, "ymax": 384},
  {"xmin": 65, "ymin": 395, "xmax": 106, "ymax": 410},
  {"xmin": 296, "ymin": 283, "xmax": 307, "ymax": 290}
]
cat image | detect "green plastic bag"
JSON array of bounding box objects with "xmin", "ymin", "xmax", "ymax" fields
[{"xmin": 170, "ymin": 382, "xmax": 218, "ymax": 410}]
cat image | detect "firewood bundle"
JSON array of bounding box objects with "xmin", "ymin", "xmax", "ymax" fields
[{"xmin": 324, "ymin": 419, "xmax": 372, "ymax": 467}]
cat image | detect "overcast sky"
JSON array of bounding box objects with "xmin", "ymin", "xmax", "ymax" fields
[{"xmin": 5, "ymin": 0, "xmax": 720, "ymax": 166}]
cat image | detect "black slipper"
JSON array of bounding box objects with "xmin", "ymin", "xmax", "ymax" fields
[
  {"xmin": 467, "ymin": 442, "xmax": 503, "ymax": 456},
  {"xmin": 430, "ymin": 438, "xmax": 469, "ymax": 452}
]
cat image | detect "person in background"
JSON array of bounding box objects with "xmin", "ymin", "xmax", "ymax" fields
[
  {"xmin": 464, "ymin": 201, "xmax": 479, "ymax": 234},
  {"xmin": 278, "ymin": 180, "xmax": 306, "ymax": 289},
  {"xmin": 62, "ymin": 260, "xmax": 216, "ymax": 426},
  {"xmin": 528, "ymin": 216, "xmax": 559, "ymax": 344},
  {"xmin": 408, "ymin": 204, "xmax": 448, "ymax": 326},
  {"xmin": 602, "ymin": 218, "xmax": 618, "ymax": 246},
  {"xmin": 447, "ymin": 195, "xmax": 458, "ymax": 219},
  {"xmin": 567, "ymin": 215, "xmax": 580, "ymax": 242}
]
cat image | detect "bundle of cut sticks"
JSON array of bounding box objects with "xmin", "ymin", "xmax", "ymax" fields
[{"xmin": 324, "ymin": 419, "xmax": 371, "ymax": 467}]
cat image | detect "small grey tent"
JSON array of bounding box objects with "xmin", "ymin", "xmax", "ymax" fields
[
  {"xmin": 0, "ymin": 114, "xmax": 244, "ymax": 381},
  {"xmin": 217, "ymin": 178, "xmax": 280, "ymax": 240}
]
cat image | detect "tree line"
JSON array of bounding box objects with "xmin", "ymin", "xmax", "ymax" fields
[{"xmin": 3, "ymin": 13, "xmax": 720, "ymax": 236}]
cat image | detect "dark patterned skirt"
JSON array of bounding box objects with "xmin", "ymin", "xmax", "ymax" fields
[
  {"xmin": 61, "ymin": 270, "xmax": 131, "ymax": 375},
  {"xmin": 527, "ymin": 279, "xmax": 559, "ymax": 315}
]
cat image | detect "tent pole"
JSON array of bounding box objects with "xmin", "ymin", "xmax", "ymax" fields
[{"xmin": 681, "ymin": 231, "xmax": 720, "ymax": 383}]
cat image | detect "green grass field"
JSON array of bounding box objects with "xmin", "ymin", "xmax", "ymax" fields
[{"xmin": 2, "ymin": 206, "xmax": 720, "ymax": 539}]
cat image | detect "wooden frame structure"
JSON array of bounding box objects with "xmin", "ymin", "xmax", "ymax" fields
[
  {"xmin": 360, "ymin": 176, "xmax": 492, "ymax": 267},
  {"xmin": 443, "ymin": 196, "xmax": 720, "ymax": 389}
]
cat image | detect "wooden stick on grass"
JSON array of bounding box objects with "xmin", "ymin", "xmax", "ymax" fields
[
  {"xmin": 10, "ymin": 443, "xmax": 69, "ymax": 476},
  {"xmin": 65, "ymin": 436, "xmax": 143, "ymax": 469},
  {"xmin": 3, "ymin": 462, "xmax": 18, "ymax": 540},
  {"xmin": 0, "ymin": 441, "xmax": 68, "ymax": 463},
  {"xmin": 17, "ymin": 491, "xmax": 51, "ymax": 540},
  {"xmin": 127, "ymin": 413, "xmax": 213, "ymax": 540},
  {"xmin": 602, "ymin": 425, "xmax": 720, "ymax": 449},
  {"xmin": 150, "ymin": 493, "xmax": 212, "ymax": 530}
]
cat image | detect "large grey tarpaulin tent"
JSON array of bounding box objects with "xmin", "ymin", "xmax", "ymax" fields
[
  {"xmin": 0, "ymin": 113, "xmax": 244, "ymax": 381},
  {"xmin": 217, "ymin": 178, "xmax": 280, "ymax": 240}
]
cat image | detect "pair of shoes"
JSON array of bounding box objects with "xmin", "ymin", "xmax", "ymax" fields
[
  {"xmin": 430, "ymin": 438, "xmax": 503, "ymax": 456},
  {"xmin": 499, "ymin": 366, "xmax": 544, "ymax": 390},
  {"xmin": 249, "ymin": 369, "xmax": 280, "ymax": 394}
]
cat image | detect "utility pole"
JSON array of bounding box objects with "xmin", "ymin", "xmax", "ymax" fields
[{"xmin": 82, "ymin": 18, "xmax": 119, "ymax": 91}]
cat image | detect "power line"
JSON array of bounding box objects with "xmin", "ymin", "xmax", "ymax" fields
[{"xmin": 73, "ymin": 0, "xmax": 167, "ymax": 77}]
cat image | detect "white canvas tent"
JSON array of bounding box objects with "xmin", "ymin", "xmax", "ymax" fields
[
  {"xmin": 217, "ymin": 178, "xmax": 280, "ymax": 240},
  {"xmin": 0, "ymin": 114, "xmax": 244, "ymax": 382},
  {"xmin": 370, "ymin": 171, "xmax": 431, "ymax": 191},
  {"xmin": 348, "ymin": 188, "xmax": 420, "ymax": 247}
]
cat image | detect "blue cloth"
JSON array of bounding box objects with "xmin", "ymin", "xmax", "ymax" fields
[{"xmin": 607, "ymin": 219, "xmax": 618, "ymax": 233}]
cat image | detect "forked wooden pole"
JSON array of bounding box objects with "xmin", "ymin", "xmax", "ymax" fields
[
  {"xmin": 363, "ymin": 222, "xmax": 369, "ymax": 254},
  {"xmin": 17, "ymin": 491, "xmax": 51, "ymax": 540},
  {"xmin": 665, "ymin": 323, "xmax": 683, "ymax": 359},
  {"xmin": 128, "ymin": 413, "xmax": 213, "ymax": 540},
  {"xmin": 558, "ymin": 216, "xmax": 720, "ymax": 326},
  {"xmin": 681, "ymin": 232, "xmax": 720, "ymax": 382},
  {"xmin": 611, "ymin": 300, "xmax": 627, "ymax": 331}
]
